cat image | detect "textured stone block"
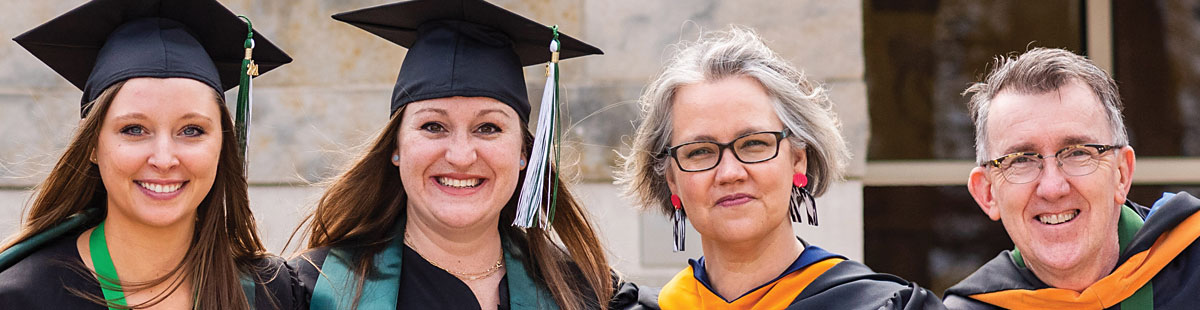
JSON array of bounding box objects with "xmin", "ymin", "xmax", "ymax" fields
[
  {"xmin": 581, "ymin": 0, "xmax": 863, "ymax": 83},
  {"xmin": 827, "ymin": 80, "xmax": 869, "ymax": 178},
  {"xmin": 0, "ymin": 91, "xmax": 80, "ymax": 187},
  {"xmin": 0, "ymin": 190, "xmax": 34, "ymax": 238},
  {"xmin": 238, "ymin": 87, "xmax": 391, "ymax": 183}
]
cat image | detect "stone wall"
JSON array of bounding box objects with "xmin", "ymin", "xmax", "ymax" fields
[{"xmin": 0, "ymin": 0, "xmax": 866, "ymax": 287}]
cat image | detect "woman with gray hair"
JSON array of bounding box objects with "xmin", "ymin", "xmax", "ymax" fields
[{"xmin": 617, "ymin": 26, "xmax": 944, "ymax": 309}]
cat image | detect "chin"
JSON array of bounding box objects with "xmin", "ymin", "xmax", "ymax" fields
[
  {"xmin": 126, "ymin": 202, "xmax": 200, "ymax": 228},
  {"xmin": 134, "ymin": 211, "xmax": 196, "ymax": 228},
  {"xmin": 701, "ymin": 221, "xmax": 764, "ymax": 243},
  {"xmin": 1027, "ymin": 242, "xmax": 1089, "ymax": 271},
  {"xmin": 430, "ymin": 206, "xmax": 500, "ymax": 228}
]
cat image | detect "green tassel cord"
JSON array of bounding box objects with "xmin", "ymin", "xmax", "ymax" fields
[
  {"xmin": 513, "ymin": 26, "xmax": 563, "ymax": 229},
  {"xmin": 236, "ymin": 15, "xmax": 259, "ymax": 169}
]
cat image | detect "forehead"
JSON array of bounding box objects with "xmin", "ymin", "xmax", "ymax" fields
[
  {"xmin": 106, "ymin": 77, "xmax": 219, "ymax": 118},
  {"xmin": 669, "ymin": 76, "xmax": 782, "ymax": 143},
  {"xmin": 985, "ymin": 79, "xmax": 1113, "ymax": 155}
]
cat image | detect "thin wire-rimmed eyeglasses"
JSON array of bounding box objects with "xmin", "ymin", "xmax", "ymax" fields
[
  {"xmin": 983, "ymin": 144, "xmax": 1122, "ymax": 184},
  {"xmin": 662, "ymin": 130, "xmax": 790, "ymax": 172}
]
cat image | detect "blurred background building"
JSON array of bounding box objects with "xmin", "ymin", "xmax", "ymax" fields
[{"xmin": 2, "ymin": 0, "xmax": 1198, "ymax": 295}]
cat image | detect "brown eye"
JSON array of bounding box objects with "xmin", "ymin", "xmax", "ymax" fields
[
  {"xmin": 476, "ymin": 123, "xmax": 501, "ymax": 134},
  {"xmin": 420, "ymin": 122, "xmax": 446, "ymax": 133}
]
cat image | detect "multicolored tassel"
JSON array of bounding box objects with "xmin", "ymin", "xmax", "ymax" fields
[
  {"xmin": 513, "ymin": 26, "xmax": 563, "ymax": 229},
  {"xmin": 235, "ymin": 15, "xmax": 260, "ymax": 171}
]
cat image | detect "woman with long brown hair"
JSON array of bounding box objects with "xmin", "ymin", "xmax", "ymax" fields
[
  {"xmin": 0, "ymin": 0, "xmax": 298, "ymax": 309},
  {"xmin": 291, "ymin": 1, "xmax": 653, "ymax": 309}
]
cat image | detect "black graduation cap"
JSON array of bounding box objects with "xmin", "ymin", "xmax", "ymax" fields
[
  {"xmin": 332, "ymin": 0, "xmax": 603, "ymax": 121},
  {"xmin": 13, "ymin": 0, "xmax": 292, "ymax": 116}
]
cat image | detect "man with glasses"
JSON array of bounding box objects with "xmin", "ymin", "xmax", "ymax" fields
[{"xmin": 943, "ymin": 48, "xmax": 1200, "ymax": 310}]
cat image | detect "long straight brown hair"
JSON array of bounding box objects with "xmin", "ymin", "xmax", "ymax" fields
[
  {"xmin": 296, "ymin": 107, "xmax": 614, "ymax": 310},
  {"xmin": 0, "ymin": 80, "xmax": 274, "ymax": 310}
]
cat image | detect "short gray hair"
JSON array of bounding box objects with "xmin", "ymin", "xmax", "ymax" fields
[
  {"xmin": 616, "ymin": 26, "xmax": 850, "ymax": 216},
  {"xmin": 965, "ymin": 48, "xmax": 1128, "ymax": 164}
]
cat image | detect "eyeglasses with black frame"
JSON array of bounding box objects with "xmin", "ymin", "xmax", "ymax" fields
[
  {"xmin": 663, "ymin": 130, "xmax": 790, "ymax": 172},
  {"xmin": 983, "ymin": 144, "xmax": 1122, "ymax": 184}
]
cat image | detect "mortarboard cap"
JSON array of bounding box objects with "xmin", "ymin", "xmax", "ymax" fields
[
  {"xmin": 332, "ymin": 0, "xmax": 603, "ymax": 121},
  {"xmin": 13, "ymin": 0, "xmax": 292, "ymax": 116}
]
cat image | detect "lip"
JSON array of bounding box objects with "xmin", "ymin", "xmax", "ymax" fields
[
  {"xmin": 715, "ymin": 193, "xmax": 754, "ymax": 207},
  {"xmin": 134, "ymin": 180, "xmax": 188, "ymax": 201},
  {"xmin": 430, "ymin": 173, "xmax": 487, "ymax": 195}
]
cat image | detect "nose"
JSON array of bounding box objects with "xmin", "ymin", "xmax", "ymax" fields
[
  {"xmin": 147, "ymin": 135, "xmax": 180, "ymax": 171},
  {"xmin": 444, "ymin": 132, "xmax": 478, "ymax": 168},
  {"xmin": 712, "ymin": 147, "xmax": 748, "ymax": 185},
  {"xmin": 1034, "ymin": 157, "xmax": 1071, "ymax": 200}
]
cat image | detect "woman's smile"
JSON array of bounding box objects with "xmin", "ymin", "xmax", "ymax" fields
[
  {"xmin": 134, "ymin": 180, "xmax": 189, "ymax": 200},
  {"xmin": 431, "ymin": 174, "xmax": 488, "ymax": 195}
]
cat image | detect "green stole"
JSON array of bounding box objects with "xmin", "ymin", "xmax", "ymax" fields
[
  {"xmin": 0, "ymin": 208, "xmax": 101, "ymax": 271},
  {"xmin": 311, "ymin": 223, "xmax": 558, "ymax": 310},
  {"xmin": 1011, "ymin": 205, "xmax": 1153, "ymax": 309}
]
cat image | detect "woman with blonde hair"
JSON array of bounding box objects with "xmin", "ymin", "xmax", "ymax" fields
[
  {"xmin": 291, "ymin": 1, "xmax": 653, "ymax": 309},
  {"xmin": 0, "ymin": 0, "xmax": 299, "ymax": 309},
  {"xmin": 618, "ymin": 26, "xmax": 944, "ymax": 309}
]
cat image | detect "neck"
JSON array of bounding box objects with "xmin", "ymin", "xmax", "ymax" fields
[
  {"xmin": 100, "ymin": 213, "xmax": 195, "ymax": 283},
  {"xmin": 701, "ymin": 220, "xmax": 804, "ymax": 300},
  {"xmin": 403, "ymin": 211, "xmax": 504, "ymax": 273},
  {"xmin": 76, "ymin": 208, "xmax": 197, "ymax": 307},
  {"xmin": 1025, "ymin": 237, "xmax": 1120, "ymax": 292}
]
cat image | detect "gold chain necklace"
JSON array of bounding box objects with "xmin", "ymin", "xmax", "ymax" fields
[{"xmin": 404, "ymin": 231, "xmax": 505, "ymax": 281}]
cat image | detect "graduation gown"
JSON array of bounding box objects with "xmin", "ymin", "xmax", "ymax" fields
[
  {"xmin": 293, "ymin": 231, "xmax": 658, "ymax": 310},
  {"xmin": 943, "ymin": 191, "xmax": 1200, "ymax": 310},
  {"xmin": 0, "ymin": 229, "xmax": 306, "ymax": 310},
  {"xmin": 657, "ymin": 245, "xmax": 946, "ymax": 309}
]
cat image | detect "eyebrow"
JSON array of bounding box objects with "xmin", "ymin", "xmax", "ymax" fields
[
  {"xmin": 477, "ymin": 108, "xmax": 513, "ymax": 118},
  {"xmin": 111, "ymin": 112, "xmax": 214, "ymax": 123},
  {"xmin": 1000, "ymin": 135, "xmax": 1100, "ymax": 155},
  {"xmin": 412, "ymin": 108, "xmax": 449, "ymax": 116},
  {"xmin": 111, "ymin": 113, "xmax": 148, "ymax": 122},
  {"xmin": 179, "ymin": 112, "xmax": 214, "ymax": 123},
  {"xmin": 678, "ymin": 127, "xmax": 773, "ymax": 144}
]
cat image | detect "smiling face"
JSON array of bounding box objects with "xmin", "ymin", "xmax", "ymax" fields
[
  {"xmin": 96, "ymin": 77, "xmax": 222, "ymax": 229},
  {"xmin": 967, "ymin": 79, "xmax": 1135, "ymax": 286},
  {"xmin": 664, "ymin": 76, "xmax": 806, "ymax": 245},
  {"xmin": 395, "ymin": 97, "xmax": 526, "ymax": 231}
]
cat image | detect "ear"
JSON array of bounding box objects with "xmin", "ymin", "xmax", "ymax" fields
[
  {"xmin": 791, "ymin": 146, "xmax": 809, "ymax": 177},
  {"xmin": 1113, "ymin": 146, "xmax": 1136, "ymax": 205},
  {"xmin": 968, "ymin": 166, "xmax": 1001, "ymax": 221},
  {"xmin": 664, "ymin": 160, "xmax": 679, "ymax": 196}
]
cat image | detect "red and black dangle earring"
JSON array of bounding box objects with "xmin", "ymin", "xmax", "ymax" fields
[
  {"xmin": 671, "ymin": 194, "xmax": 686, "ymax": 252},
  {"xmin": 790, "ymin": 173, "xmax": 819, "ymax": 226}
]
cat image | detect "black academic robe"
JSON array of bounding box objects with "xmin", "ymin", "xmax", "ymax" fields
[
  {"xmin": 657, "ymin": 245, "xmax": 946, "ymax": 309},
  {"xmin": 0, "ymin": 230, "xmax": 306, "ymax": 310},
  {"xmin": 293, "ymin": 236, "xmax": 658, "ymax": 310},
  {"xmin": 943, "ymin": 192, "xmax": 1200, "ymax": 310}
]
